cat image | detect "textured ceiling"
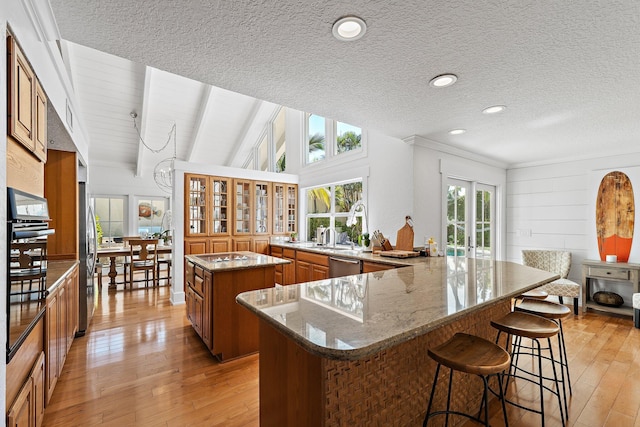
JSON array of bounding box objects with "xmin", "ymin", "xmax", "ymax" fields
[{"xmin": 49, "ymin": 0, "xmax": 640, "ymax": 167}]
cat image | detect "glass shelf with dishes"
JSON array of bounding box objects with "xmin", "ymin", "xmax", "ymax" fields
[
  {"xmin": 211, "ymin": 177, "xmax": 229, "ymax": 235},
  {"xmin": 186, "ymin": 174, "xmax": 208, "ymax": 236},
  {"xmin": 255, "ymin": 182, "xmax": 270, "ymax": 235},
  {"xmin": 234, "ymin": 179, "xmax": 252, "ymax": 235}
]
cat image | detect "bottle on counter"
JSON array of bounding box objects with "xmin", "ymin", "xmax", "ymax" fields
[{"xmin": 428, "ymin": 237, "xmax": 438, "ymax": 257}]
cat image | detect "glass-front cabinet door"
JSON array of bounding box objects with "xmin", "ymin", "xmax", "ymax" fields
[
  {"xmin": 255, "ymin": 182, "xmax": 270, "ymax": 234},
  {"xmin": 234, "ymin": 179, "xmax": 252, "ymax": 235},
  {"xmin": 286, "ymin": 184, "xmax": 297, "ymax": 234},
  {"xmin": 273, "ymin": 183, "xmax": 285, "ymax": 234},
  {"xmin": 186, "ymin": 174, "xmax": 208, "ymax": 236},
  {"xmin": 210, "ymin": 177, "xmax": 229, "ymax": 235}
]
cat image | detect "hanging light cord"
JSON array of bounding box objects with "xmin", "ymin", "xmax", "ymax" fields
[{"xmin": 131, "ymin": 112, "xmax": 176, "ymax": 154}]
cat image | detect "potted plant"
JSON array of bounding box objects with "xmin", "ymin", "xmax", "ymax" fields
[
  {"xmin": 290, "ymin": 232, "xmax": 298, "ymax": 242},
  {"xmin": 95, "ymin": 215, "xmax": 103, "ymax": 245}
]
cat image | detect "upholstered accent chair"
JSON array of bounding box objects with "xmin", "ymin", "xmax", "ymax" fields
[
  {"xmin": 633, "ymin": 293, "xmax": 640, "ymax": 328},
  {"xmin": 522, "ymin": 250, "xmax": 581, "ymax": 314}
]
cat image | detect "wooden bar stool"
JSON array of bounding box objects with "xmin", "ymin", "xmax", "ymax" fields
[
  {"xmin": 491, "ymin": 311, "xmax": 566, "ymax": 427},
  {"xmin": 423, "ymin": 332, "xmax": 510, "ymax": 427},
  {"xmin": 515, "ymin": 297, "xmax": 573, "ymax": 418}
]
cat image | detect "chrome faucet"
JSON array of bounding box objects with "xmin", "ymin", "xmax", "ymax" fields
[{"xmin": 324, "ymin": 226, "xmax": 336, "ymax": 248}]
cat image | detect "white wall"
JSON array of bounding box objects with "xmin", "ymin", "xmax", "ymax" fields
[
  {"xmin": 89, "ymin": 164, "xmax": 172, "ymax": 236},
  {"xmin": 507, "ymin": 152, "xmax": 640, "ymax": 284},
  {"xmin": 411, "ymin": 137, "xmax": 508, "ymax": 259}
]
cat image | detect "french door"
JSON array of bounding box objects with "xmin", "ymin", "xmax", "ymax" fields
[{"xmin": 446, "ymin": 179, "xmax": 495, "ymax": 259}]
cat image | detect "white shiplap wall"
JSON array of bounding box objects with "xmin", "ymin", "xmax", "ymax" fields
[{"xmin": 507, "ymin": 152, "xmax": 640, "ymax": 284}]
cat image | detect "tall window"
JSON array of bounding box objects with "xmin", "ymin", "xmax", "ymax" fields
[
  {"xmin": 305, "ymin": 180, "xmax": 363, "ymax": 244},
  {"xmin": 336, "ymin": 121, "xmax": 362, "ymax": 154},
  {"xmin": 137, "ymin": 197, "xmax": 168, "ymax": 236},
  {"xmin": 305, "ymin": 114, "xmax": 362, "ymax": 165},
  {"xmin": 93, "ymin": 196, "xmax": 125, "ymax": 243},
  {"xmin": 307, "ymin": 114, "xmax": 326, "ymax": 164},
  {"xmin": 244, "ymin": 107, "xmax": 287, "ymax": 173}
]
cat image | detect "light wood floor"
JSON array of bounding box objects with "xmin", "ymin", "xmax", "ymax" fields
[{"xmin": 42, "ymin": 281, "xmax": 640, "ymax": 426}]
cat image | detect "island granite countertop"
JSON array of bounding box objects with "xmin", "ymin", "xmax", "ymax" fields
[
  {"xmin": 236, "ymin": 256, "xmax": 558, "ymax": 360},
  {"xmin": 185, "ymin": 251, "xmax": 290, "ymax": 272}
]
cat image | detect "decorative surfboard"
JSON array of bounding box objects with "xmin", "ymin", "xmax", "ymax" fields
[{"xmin": 596, "ymin": 171, "xmax": 635, "ymax": 262}]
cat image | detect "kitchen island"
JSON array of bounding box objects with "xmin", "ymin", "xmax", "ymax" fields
[
  {"xmin": 236, "ymin": 256, "xmax": 558, "ymax": 426},
  {"xmin": 184, "ymin": 251, "xmax": 290, "ymax": 362}
]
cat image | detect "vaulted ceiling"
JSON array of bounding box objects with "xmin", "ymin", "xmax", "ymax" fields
[{"xmin": 49, "ymin": 0, "xmax": 640, "ymax": 172}]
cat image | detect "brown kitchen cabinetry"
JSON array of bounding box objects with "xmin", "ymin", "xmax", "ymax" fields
[
  {"xmin": 296, "ymin": 251, "xmax": 329, "ymax": 283},
  {"xmin": 6, "ymin": 351, "xmax": 45, "ymax": 427},
  {"xmin": 7, "ymin": 34, "xmax": 47, "ymax": 163},
  {"xmin": 254, "ymin": 181, "xmax": 270, "ymax": 235},
  {"xmin": 185, "ymin": 258, "xmax": 278, "ymax": 362},
  {"xmin": 45, "ymin": 264, "xmax": 78, "ymax": 404},
  {"xmin": 233, "ymin": 179, "xmax": 252, "ymax": 235},
  {"xmin": 184, "ymin": 173, "xmax": 297, "ymax": 257}
]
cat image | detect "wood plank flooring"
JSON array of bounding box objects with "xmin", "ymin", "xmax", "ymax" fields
[{"xmin": 42, "ymin": 280, "xmax": 640, "ymax": 426}]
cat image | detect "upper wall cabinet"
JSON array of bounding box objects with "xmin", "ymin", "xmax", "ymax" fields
[
  {"xmin": 7, "ymin": 34, "xmax": 47, "ymax": 162},
  {"xmin": 273, "ymin": 183, "xmax": 297, "ymax": 235},
  {"xmin": 185, "ymin": 174, "xmax": 231, "ymax": 237}
]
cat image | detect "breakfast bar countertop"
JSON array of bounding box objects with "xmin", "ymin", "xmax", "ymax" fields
[
  {"xmin": 185, "ymin": 251, "xmax": 290, "ymax": 272},
  {"xmin": 236, "ymin": 256, "xmax": 558, "ymax": 360}
]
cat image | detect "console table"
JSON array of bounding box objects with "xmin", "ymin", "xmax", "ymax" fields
[{"xmin": 582, "ymin": 260, "xmax": 640, "ymax": 316}]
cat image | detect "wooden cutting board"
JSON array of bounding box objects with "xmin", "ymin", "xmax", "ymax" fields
[
  {"xmin": 379, "ymin": 250, "xmax": 420, "ymax": 258},
  {"xmin": 395, "ymin": 219, "xmax": 414, "ymax": 252}
]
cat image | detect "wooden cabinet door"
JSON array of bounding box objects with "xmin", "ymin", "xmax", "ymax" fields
[
  {"xmin": 233, "ymin": 237, "xmax": 252, "ymax": 252},
  {"xmin": 283, "ymin": 257, "xmax": 296, "ymax": 285},
  {"xmin": 32, "ymin": 352, "xmax": 45, "ymax": 427},
  {"xmin": 201, "ymin": 272, "xmax": 213, "ymax": 349},
  {"xmin": 296, "ymin": 260, "xmax": 311, "ymax": 283},
  {"xmin": 193, "ymin": 291, "xmax": 204, "ymax": 339},
  {"xmin": 233, "ymin": 179, "xmax": 252, "ymax": 235},
  {"xmin": 209, "ymin": 238, "xmax": 231, "ymax": 253},
  {"xmin": 286, "ymin": 184, "xmax": 298, "ymax": 234},
  {"xmin": 272, "ymin": 183, "xmax": 286, "ymax": 234},
  {"xmin": 34, "ymin": 80, "xmax": 47, "ymax": 162},
  {"xmin": 311, "ymin": 264, "xmax": 329, "ymax": 281},
  {"xmin": 252, "ymin": 237, "xmax": 270, "ymax": 255},
  {"xmin": 185, "ymin": 286, "xmax": 194, "ymax": 324},
  {"xmin": 8, "ymin": 35, "xmax": 36, "ymax": 151},
  {"xmin": 45, "ymin": 291, "xmax": 59, "ymax": 404},
  {"xmin": 185, "ymin": 174, "xmax": 209, "ymax": 236},
  {"xmin": 184, "ymin": 239, "xmax": 208, "ymax": 255},
  {"xmin": 7, "ymin": 377, "xmax": 33, "ymax": 427},
  {"xmin": 57, "ymin": 284, "xmax": 67, "ymax": 373},
  {"xmin": 254, "ymin": 181, "xmax": 270, "ymax": 235},
  {"xmin": 209, "ymin": 176, "xmax": 230, "ymax": 236}
]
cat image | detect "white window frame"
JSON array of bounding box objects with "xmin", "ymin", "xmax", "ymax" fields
[
  {"xmin": 303, "ymin": 179, "xmax": 365, "ymax": 244},
  {"xmin": 92, "ymin": 195, "xmax": 127, "ymax": 244},
  {"xmin": 303, "ymin": 113, "xmax": 366, "ymax": 167},
  {"xmin": 244, "ymin": 107, "xmax": 284, "ymax": 172}
]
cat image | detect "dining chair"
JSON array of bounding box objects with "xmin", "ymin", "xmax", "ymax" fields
[
  {"xmin": 124, "ymin": 239, "xmax": 158, "ymax": 289},
  {"xmin": 9, "ymin": 241, "xmax": 48, "ymax": 299}
]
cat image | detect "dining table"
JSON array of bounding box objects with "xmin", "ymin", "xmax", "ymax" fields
[{"xmin": 97, "ymin": 244, "xmax": 173, "ymax": 289}]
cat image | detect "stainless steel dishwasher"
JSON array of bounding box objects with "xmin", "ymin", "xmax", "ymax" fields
[{"xmin": 329, "ymin": 256, "xmax": 361, "ymax": 278}]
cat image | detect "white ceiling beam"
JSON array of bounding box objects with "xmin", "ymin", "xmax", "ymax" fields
[
  {"xmin": 186, "ymin": 85, "xmax": 214, "ymax": 163},
  {"xmin": 135, "ymin": 66, "xmax": 154, "ymax": 177},
  {"xmin": 224, "ymin": 99, "xmax": 263, "ymax": 166}
]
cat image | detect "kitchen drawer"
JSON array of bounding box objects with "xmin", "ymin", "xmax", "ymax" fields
[
  {"xmin": 283, "ymin": 248, "xmax": 296, "ymax": 258},
  {"xmin": 588, "ymin": 266, "xmax": 630, "ymax": 280},
  {"xmin": 296, "ymin": 250, "xmax": 329, "ymax": 267},
  {"xmin": 270, "ymin": 246, "xmax": 283, "ymax": 257},
  {"xmin": 192, "ymin": 275, "xmax": 204, "ymax": 296},
  {"xmin": 195, "ymin": 265, "xmax": 204, "ymax": 279}
]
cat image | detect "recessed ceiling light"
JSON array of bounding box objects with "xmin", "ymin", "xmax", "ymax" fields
[
  {"xmin": 429, "ymin": 74, "xmax": 458, "ymax": 88},
  {"xmin": 332, "ymin": 16, "xmax": 367, "ymax": 41},
  {"xmin": 449, "ymin": 129, "xmax": 466, "ymax": 135},
  {"xmin": 482, "ymin": 105, "xmax": 506, "ymax": 114}
]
